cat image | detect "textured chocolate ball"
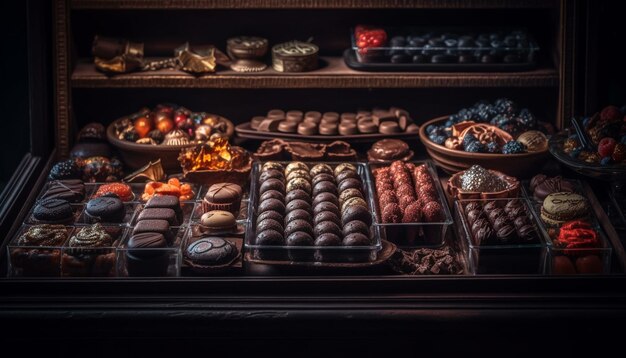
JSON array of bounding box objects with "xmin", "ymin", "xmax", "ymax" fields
[
  {"xmin": 286, "ymin": 178, "xmax": 312, "ymax": 194},
  {"xmin": 259, "ymin": 169, "xmax": 284, "ymax": 183},
  {"xmin": 378, "ymin": 190, "xmax": 398, "ymax": 209},
  {"xmin": 286, "ymin": 199, "xmax": 312, "ymax": 214},
  {"xmin": 310, "ymin": 163, "xmax": 333, "ymax": 177},
  {"xmin": 312, "ymin": 192, "xmax": 339, "ymax": 208},
  {"xmin": 262, "ymin": 162, "xmax": 284, "ymax": 172},
  {"xmin": 256, "ymin": 229, "xmax": 284, "ymax": 245},
  {"xmin": 314, "ymin": 210, "xmax": 341, "ymax": 226},
  {"xmin": 397, "ymin": 195, "xmax": 415, "ymax": 211},
  {"xmin": 285, "ymin": 162, "xmax": 309, "ymax": 176},
  {"xmin": 314, "ymin": 233, "xmax": 342, "ymax": 246},
  {"xmin": 285, "ymin": 189, "xmax": 310, "ymax": 203},
  {"xmin": 402, "ymin": 202, "xmax": 422, "ymax": 223},
  {"xmin": 314, "ymin": 201, "xmax": 340, "ymax": 216},
  {"xmin": 381, "ymin": 203, "xmax": 403, "ymax": 223},
  {"xmin": 286, "ymin": 231, "xmax": 314, "ymax": 246},
  {"xmin": 335, "ymin": 169, "xmax": 360, "ymax": 184},
  {"xmin": 396, "ymin": 184, "xmax": 416, "ymax": 199},
  {"xmin": 341, "ymin": 196, "xmax": 368, "ymax": 214},
  {"xmin": 342, "ymin": 220, "xmax": 370, "ymax": 237},
  {"xmin": 284, "ymin": 209, "xmax": 311, "ymax": 224},
  {"xmin": 338, "ymin": 178, "xmax": 362, "ymax": 193},
  {"xmin": 258, "ymin": 198, "xmax": 285, "ymax": 215},
  {"xmin": 260, "ymin": 190, "xmax": 284, "ymax": 203},
  {"xmin": 342, "ymin": 205, "xmax": 372, "ymax": 226},
  {"xmin": 312, "ymin": 173, "xmax": 336, "ymax": 186},
  {"xmin": 284, "ymin": 219, "xmax": 313, "ymax": 237},
  {"xmin": 286, "ymin": 169, "xmax": 311, "ymax": 183},
  {"xmin": 312, "ymin": 181, "xmax": 338, "ymax": 197},
  {"xmin": 256, "ymin": 218, "xmax": 284, "ymax": 234},
  {"xmin": 314, "ymin": 221, "xmax": 343, "ymax": 238},
  {"xmin": 339, "ymin": 188, "xmax": 364, "ymax": 205},
  {"xmin": 343, "ymin": 233, "xmax": 371, "ymax": 246},
  {"xmin": 334, "ymin": 163, "xmax": 357, "ymax": 177},
  {"xmin": 422, "ymin": 201, "xmax": 445, "ymax": 222},
  {"xmin": 260, "ymin": 178, "xmax": 285, "ymax": 195},
  {"xmin": 257, "ymin": 210, "xmax": 283, "ymax": 223}
]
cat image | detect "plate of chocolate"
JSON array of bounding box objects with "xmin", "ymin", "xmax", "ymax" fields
[
  {"xmin": 235, "ymin": 107, "xmax": 420, "ymax": 143},
  {"xmin": 419, "ymin": 98, "xmax": 550, "ymax": 177}
]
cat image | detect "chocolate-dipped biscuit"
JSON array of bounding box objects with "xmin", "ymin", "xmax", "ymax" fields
[
  {"xmin": 341, "ymin": 196, "xmax": 368, "ymax": 213},
  {"xmin": 304, "ymin": 111, "xmax": 322, "ymax": 122},
  {"xmin": 285, "ymin": 189, "xmax": 310, "ymax": 203},
  {"xmin": 319, "ymin": 122, "xmax": 338, "ymax": 135},
  {"xmin": 312, "ymin": 181, "xmax": 338, "ymax": 197},
  {"xmin": 285, "ymin": 162, "xmax": 309, "ymax": 176},
  {"xmin": 312, "ymin": 173, "xmax": 336, "ymax": 186},
  {"xmin": 314, "ymin": 220, "xmax": 342, "ymax": 238},
  {"xmin": 339, "ymin": 188, "xmax": 364, "ymax": 205},
  {"xmin": 278, "ymin": 121, "xmax": 297, "ymax": 133},
  {"xmin": 286, "ymin": 110, "xmax": 303, "ymax": 122},
  {"xmin": 335, "ymin": 169, "xmax": 360, "ymax": 184},
  {"xmin": 256, "ymin": 229, "xmax": 284, "ymax": 245},
  {"xmin": 257, "ymin": 118, "xmax": 282, "ymax": 132},
  {"xmin": 333, "ymin": 163, "xmax": 356, "ymax": 177},
  {"xmin": 286, "ymin": 199, "xmax": 312, "ymax": 214},
  {"xmin": 260, "ymin": 178, "xmax": 285, "ymax": 195},
  {"xmin": 322, "ymin": 112, "xmax": 339, "ymax": 123},
  {"xmin": 285, "ymin": 209, "xmax": 311, "ymax": 224},
  {"xmin": 286, "ymin": 231, "xmax": 314, "ymax": 246},
  {"xmin": 260, "ymin": 190, "xmax": 284, "ymax": 203},
  {"xmin": 250, "ymin": 116, "xmax": 264, "ymax": 130},
  {"xmin": 314, "ymin": 211, "xmax": 340, "ymax": 226},
  {"xmin": 262, "ymin": 161, "xmax": 284, "ymax": 172},
  {"xmin": 314, "ymin": 233, "xmax": 342, "ymax": 246},
  {"xmin": 338, "ymin": 122, "xmax": 358, "ymax": 135},
  {"xmin": 310, "ymin": 163, "xmax": 333, "ymax": 177},
  {"xmin": 357, "ymin": 118, "xmax": 377, "ymax": 134},
  {"xmin": 284, "ymin": 219, "xmax": 313, "ymax": 238},
  {"xmin": 267, "ymin": 109, "xmax": 285, "ymax": 119},
  {"xmin": 286, "ymin": 178, "xmax": 311, "ymax": 194},
  {"xmin": 259, "ymin": 169, "xmax": 284, "ymax": 183},
  {"xmin": 379, "ymin": 121, "xmax": 401, "ymax": 134},
  {"xmin": 257, "ymin": 210, "xmax": 283, "ymax": 223},
  {"xmin": 314, "ymin": 201, "xmax": 340, "ymax": 216},
  {"xmin": 312, "ymin": 192, "xmax": 339, "ymax": 208},
  {"xmin": 342, "ymin": 205, "xmax": 372, "ymax": 226},
  {"xmin": 286, "ymin": 169, "xmax": 311, "ymax": 183},
  {"xmin": 342, "ymin": 220, "xmax": 369, "ymax": 237},
  {"xmin": 343, "ymin": 233, "xmax": 371, "ymax": 246},
  {"xmin": 338, "ymin": 178, "xmax": 362, "ymax": 193},
  {"xmin": 256, "ymin": 218, "xmax": 284, "ymax": 234},
  {"xmin": 258, "ymin": 198, "xmax": 285, "ymax": 215},
  {"xmin": 297, "ymin": 122, "xmax": 318, "ymax": 135}
]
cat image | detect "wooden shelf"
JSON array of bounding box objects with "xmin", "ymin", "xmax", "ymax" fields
[
  {"xmin": 71, "ymin": 0, "xmax": 558, "ymax": 10},
  {"xmin": 71, "ymin": 57, "xmax": 558, "ymax": 89}
]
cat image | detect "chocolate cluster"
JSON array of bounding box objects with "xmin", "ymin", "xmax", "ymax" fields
[
  {"xmin": 463, "ymin": 199, "xmax": 539, "ymax": 245},
  {"xmin": 389, "ymin": 247, "xmax": 463, "ymax": 275},
  {"xmin": 255, "ymin": 162, "xmax": 372, "ymax": 248}
]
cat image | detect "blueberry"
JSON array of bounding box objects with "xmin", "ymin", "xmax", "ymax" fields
[
  {"xmin": 429, "ymin": 134, "xmax": 447, "ymax": 145},
  {"xmin": 449, "ymin": 114, "xmax": 461, "ymax": 123},
  {"xmin": 601, "ymin": 156, "xmax": 612, "ymax": 166},
  {"xmin": 494, "ymin": 98, "xmax": 518, "ymax": 115},
  {"xmin": 502, "ymin": 140, "xmax": 526, "ymax": 154},
  {"xmin": 516, "ymin": 108, "xmax": 536, "ymax": 129},
  {"xmin": 463, "ymin": 133, "xmax": 477, "ymax": 148},
  {"xmin": 445, "ymin": 119, "xmax": 455, "ymax": 128},
  {"xmin": 426, "ymin": 124, "xmax": 438, "ymax": 134},
  {"xmin": 465, "ymin": 141, "xmax": 486, "ymax": 153},
  {"xmin": 458, "ymin": 108, "xmax": 474, "ymax": 121},
  {"xmin": 444, "ymin": 38, "xmax": 458, "ymax": 47},
  {"xmin": 487, "ymin": 142, "xmax": 500, "ymax": 153},
  {"xmin": 390, "ymin": 54, "xmax": 410, "ymax": 64},
  {"xmin": 443, "ymin": 127, "xmax": 452, "ymax": 137},
  {"xmin": 412, "ymin": 54, "xmax": 428, "ymax": 63},
  {"xmin": 408, "ymin": 38, "xmax": 426, "ymax": 47}
]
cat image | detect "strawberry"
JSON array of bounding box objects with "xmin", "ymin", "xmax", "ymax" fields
[
  {"xmin": 600, "ymin": 105, "xmax": 622, "ymax": 122},
  {"xmin": 598, "ymin": 137, "xmax": 617, "ymax": 157}
]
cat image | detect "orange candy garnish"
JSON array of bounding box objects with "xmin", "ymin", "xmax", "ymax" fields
[{"xmin": 141, "ymin": 179, "xmax": 194, "ymax": 201}]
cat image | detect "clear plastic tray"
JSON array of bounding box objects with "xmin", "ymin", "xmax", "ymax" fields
[
  {"xmin": 7, "ymin": 225, "xmax": 74, "ymax": 277},
  {"xmin": 455, "ymin": 198, "xmax": 548, "ymax": 275},
  {"xmin": 116, "ymin": 230, "xmax": 182, "ymax": 277},
  {"xmin": 367, "ymin": 160, "xmax": 453, "ymax": 248},
  {"xmin": 245, "ymin": 161, "xmax": 382, "ymax": 263},
  {"xmin": 61, "ymin": 225, "xmax": 126, "ymax": 277}
]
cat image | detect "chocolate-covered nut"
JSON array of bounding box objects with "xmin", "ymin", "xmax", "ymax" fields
[
  {"xmin": 314, "ymin": 201, "xmax": 340, "ymax": 216},
  {"xmin": 338, "ymin": 178, "xmax": 362, "ymax": 193},
  {"xmin": 256, "ymin": 229, "xmax": 284, "ymax": 245},
  {"xmin": 492, "ymin": 216, "xmax": 510, "ymax": 231},
  {"xmin": 287, "ymin": 178, "xmax": 311, "ymax": 194},
  {"xmin": 357, "ymin": 118, "xmax": 377, "ymax": 133},
  {"xmin": 286, "ymin": 169, "xmax": 311, "ymax": 182},
  {"xmin": 314, "ymin": 220, "xmax": 342, "ymax": 238},
  {"xmin": 319, "ymin": 122, "xmax": 338, "ymax": 135},
  {"xmin": 257, "ymin": 210, "xmax": 283, "ymax": 223},
  {"xmin": 312, "ymin": 181, "xmax": 338, "ymax": 197},
  {"xmin": 286, "ymin": 199, "xmax": 312, "ymax": 214},
  {"xmin": 379, "ymin": 121, "xmax": 401, "ymax": 134},
  {"xmin": 341, "ymin": 196, "xmax": 368, "ymax": 213},
  {"xmin": 514, "ymin": 215, "xmax": 530, "ymax": 228},
  {"xmin": 343, "ymin": 233, "xmax": 371, "ymax": 246},
  {"xmin": 285, "ymin": 209, "xmax": 311, "ymax": 224},
  {"xmin": 257, "ymin": 118, "xmax": 282, "ymax": 132},
  {"xmin": 488, "ymin": 208, "xmax": 506, "ymax": 222},
  {"xmin": 259, "ymin": 169, "xmax": 284, "ymax": 183},
  {"xmin": 297, "ymin": 121, "xmax": 318, "ymax": 135},
  {"xmin": 483, "ymin": 201, "xmax": 499, "ymax": 212},
  {"xmin": 251, "ymin": 116, "xmax": 264, "ymax": 130},
  {"xmin": 466, "ymin": 209, "xmax": 484, "ymax": 226},
  {"xmin": 310, "ymin": 164, "xmax": 333, "ymax": 177},
  {"xmin": 314, "ymin": 210, "xmax": 340, "ymax": 226},
  {"xmin": 304, "ymin": 111, "xmax": 322, "ymax": 122},
  {"xmin": 496, "ymin": 225, "xmax": 517, "ymax": 243},
  {"xmin": 312, "ymin": 173, "xmax": 335, "ymax": 186},
  {"xmin": 465, "ymin": 202, "xmax": 482, "ymax": 212},
  {"xmin": 322, "ymin": 112, "xmax": 339, "ymax": 123},
  {"xmin": 259, "ymin": 198, "xmax": 285, "ymax": 215},
  {"xmin": 262, "ymin": 161, "xmax": 284, "ymax": 172},
  {"xmin": 260, "ymin": 178, "xmax": 285, "ymax": 195},
  {"xmin": 335, "ymin": 169, "xmax": 360, "ymax": 183},
  {"xmin": 334, "ymin": 163, "xmax": 357, "ymax": 177},
  {"xmin": 285, "ymin": 189, "xmax": 310, "ymax": 203},
  {"xmin": 284, "ymin": 219, "xmax": 313, "ymax": 237},
  {"xmin": 314, "ymin": 233, "xmax": 342, "ymax": 246},
  {"xmin": 338, "ymin": 122, "xmax": 358, "ymax": 135},
  {"xmin": 286, "ymin": 231, "xmax": 313, "ymax": 246},
  {"xmin": 339, "ymin": 188, "xmax": 364, "ymax": 205},
  {"xmin": 256, "ymin": 218, "xmax": 283, "ymax": 234},
  {"xmin": 342, "ymin": 220, "xmax": 370, "ymax": 237},
  {"xmin": 312, "ymin": 192, "xmax": 339, "ymax": 208},
  {"xmin": 472, "ymin": 218, "xmax": 490, "ymax": 237},
  {"xmin": 278, "ymin": 121, "xmax": 298, "ymax": 133},
  {"xmin": 342, "ymin": 205, "xmax": 372, "ymax": 226},
  {"xmin": 285, "ymin": 162, "xmax": 309, "ymax": 176}
]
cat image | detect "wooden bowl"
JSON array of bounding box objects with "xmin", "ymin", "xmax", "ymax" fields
[
  {"xmin": 106, "ymin": 116, "xmax": 234, "ymax": 171},
  {"xmin": 419, "ymin": 116, "xmax": 549, "ymax": 178}
]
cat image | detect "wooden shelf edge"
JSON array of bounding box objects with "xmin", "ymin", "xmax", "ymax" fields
[{"xmin": 71, "ymin": 0, "xmax": 558, "ymax": 10}]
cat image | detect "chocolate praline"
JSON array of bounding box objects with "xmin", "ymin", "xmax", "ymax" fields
[
  {"xmin": 474, "ymin": 226, "xmax": 495, "ymax": 245},
  {"xmin": 259, "ymin": 169, "xmax": 285, "ymax": 183},
  {"xmin": 343, "ymin": 205, "xmax": 372, "ymax": 226},
  {"xmin": 284, "ymin": 219, "xmax": 314, "ymax": 237},
  {"xmin": 260, "ymin": 190, "xmax": 284, "ymax": 202},
  {"xmin": 488, "ymin": 208, "xmax": 506, "ymax": 222},
  {"xmin": 376, "ymin": 180, "xmax": 394, "ymax": 192},
  {"xmin": 256, "ymin": 229, "xmax": 284, "ymax": 245},
  {"xmin": 334, "ymin": 163, "xmax": 357, "ymax": 177},
  {"xmin": 286, "ymin": 178, "xmax": 312, "ymax": 194},
  {"xmin": 258, "ymin": 198, "xmax": 285, "ymax": 215},
  {"xmin": 338, "ymin": 178, "xmax": 362, "ymax": 193},
  {"xmin": 377, "ymin": 190, "xmax": 397, "ymax": 208},
  {"xmin": 286, "ymin": 199, "xmax": 312, "ymax": 214},
  {"xmin": 472, "ymin": 218, "xmax": 491, "ymax": 237},
  {"xmin": 257, "ymin": 210, "xmax": 283, "ymax": 223},
  {"xmin": 395, "ymin": 184, "xmax": 416, "ymax": 198},
  {"xmin": 312, "ymin": 181, "xmax": 338, "ymax": 197},
  {"xmin": 285, "ymin": 162, "xmax": 309, "ymax": 176},
  {"xmin": 465, "ymin": 202, "xmax": 482, "ymax": 212},
  {"xmin": 381, "ymin": 202, "xmax": 403, "ymax": 223},
  {"xmin": 496, "ymin": 225, "xmax": 518, "ymax": 244},
  {"xmin": 285, "ymin": 209, "xmax": 311, "ymax": 224},
  {"xmin": 402, "ymin": 202, "xmax": 422, "ymax": 223},
  {"xmin": 397, "ymin": 195, "xmax": 415, "ymax": 211},
  {"xmin": 335, "ymin": 170, "xmax": 360, "ymax": 184},
  {"xmin": 483, "ymin": 201, "xmax": 499, "ymax": 213},
  {"xmin": 310, "ymin": 163, "xmax": 333, "ymax": 177},
  {"xmin": 341, "ymin": 197, "xmax": 368, "ymax": 213},
  {"xmin": 256, "ymin": 218, "xmax": 284, "ymax": 234},
  {"xmin": 314, "ymin": 220, "xmax": 342, "ymax": 238},
  {"xmin": 466, "ymin": 209, "xmax": 484, "ymax": 226},
  {"xmin": 260, "ymin": 178, "xmax": 285, "ymax": 195},
  {"xmin": 285, "ymin": 189, "xmax": 310, "ymax": 203},
  {"xmin": 286, "ymin": 169, "xmax": 311, "ymax": 183},
  {"xmin": 313, "ymin": 201, "xmax": 340, "ymax": 216},
  {"xmin": 262, "ymin": 162, "xmax": 284, "ymax": 172},
  {"xmin": 312, "ymin": 192, "xmax": 339, "ymax": 208},
  {"xmin": 342, "ymin": 220, "xmax": 370, "ymax": 237},
  {"xmin": 504, "ymin": 199, "xmax": 524, "ymax": 213},
  {"xmin": 312, "ymin": 173, "xmax": 336, "ymax": 186},
  {"xmin": 422, "ymin": 201, "xmax": 445, "ymax": 222},
  {"xmin": 514, "ymin": 215, "xmax": 530, "ymax": 228},
  {"xmin": 339, "ymin": 188, "xmax": 363, "ymax": 205},
  {"xmin": 343, "ymin": 233, "xmax": 371, "ymax": 246},
  {"xmin": 314, "ymin": 211, "xmax": 340, "ymax": 226},
  {"xmin": 507, "ymin": 205, "xmax": 527, "ymax": 220},
  {"xmin": 286, "ymin": 231, "xmax": 314, "ymax": 246},
  {"xmin": 492, "ymin": 216, "xmax": 510, "ymax": 231},
  {"xmin": 314, "ymin": 233, "xmax": 342, "ymax": 246},
  {"xmin": 518, "ymin": 224, "xmax": 538, "ymax": 241}
]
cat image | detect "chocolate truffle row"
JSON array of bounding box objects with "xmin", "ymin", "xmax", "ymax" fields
[{"xmin": 464, "ymin": 199, "xmax": 538, "ymax": 246}]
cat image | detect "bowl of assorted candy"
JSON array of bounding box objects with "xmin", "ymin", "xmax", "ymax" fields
[
  {"xmin": 419, "ymin": 98, "xmax": 550, "ymax": 178},
  {"xmin": 549, "ymin": 105, "xmax": 626, "ymax": 181},
  {"xmin": 106, "ymin": 103, "xmax": 234, "ymax": 170}
]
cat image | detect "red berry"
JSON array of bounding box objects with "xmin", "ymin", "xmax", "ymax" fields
[
  {"xmin": 600, "ymin": 105, "xmax": 622, "ymax": 122},
  {"xmin": 598, "ymin": 137, "xmax": 617, "ymax": 157},
  {"xmin": 612, "ymin": 143, "xmax": 626, "ymax": 162}
]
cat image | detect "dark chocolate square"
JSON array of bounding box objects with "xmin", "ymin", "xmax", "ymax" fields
[
  {"xmin": 133, "ymin": 219, "xmax": 173, "ymax": 244},
  {"xmin": 137, "ymin": 208, "xmax": 178, "ymax": 226}
]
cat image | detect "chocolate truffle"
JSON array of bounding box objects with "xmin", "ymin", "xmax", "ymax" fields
[
  {"xmin": 312, "ymin": 173, "xmax": 336, "ymax": 186},
  {"xmin": 343, "ymin": 233, "xmax": 371, "ymax": 246},
  {"xmin": 396, "ymin": 184, "xmax": 416, "ymax": 199},
  {"xmin": 145, "ymin": 195, "xmax": 183, "ymax": 223},
  {"xmin": 257, "ymin": 210, "xmax": 283, "ymax": 223},
  {"xmin": 126, "ymin": 232, "xmax": 169, "ymax": 277},
  {"xmin": 518, "ymin": 224, "xmax": 538, "ymax": 241},
  {"xmin": 314, "ymin": 221, "xmax": 342, "ymax": 238},
  {"xmin": 339, "ymin": 188, "xmax": 364, "ymax": 205},
  {"xmin": 40, "ymin": 179, "xmax": 85, "ymax": 203},
  {"xmin": 33, "ymin": 198, "xmax": 74, "ymax": 224},
  {"xmin": 260, "ymin": 190, "xmax": 284, "ymax": 202},
  {"xmin": 286, "ymin": 169, "xmax": 311, "ymax": 182},
  {"xmin": 256, "ymin": 218, "xmax": 284, "ymax": 234},
  {"xmin": 342, "ymin": 220, "xmax": 370, "ymax": 237},
  {"xmin": 335, "ymin": 169, "xmax": 360, "ymax": 184},
  {"xmin": 260, "ymin": 178, "xmax": 285, "ymax": 195},
  {"xmin": 397, "ymin": 195, "xmax": 415, "ymax": 211},
  {"xmin": 200, "ymin": 210, "xmax": 236, "ymax": 232},
  {"xmin": 286, "ymin": 199, "xmax": 312, "ymax": 214},
  {"xmin": 314, "ymin": 211, "xmax": 340, "ymax": 226},
  {"xmin": 483, "ymin": 201, "xmax": 499, "ymax": 213},
  {"xmin": 284, "ymin": 219, "xmax": 313, "ymax": 237},
  {"xmin": 465, "ymin": 202, "xmax": 482, "ymax": 212},
  {"xmin": 492, "ymin": 216, "xmax": 510, "ymax": 231},
  {"xmin": 262, "ymin": 161, "xmax": 284, "ymax": 172},
  {"xmin": 343, "ymin": 205, "xmax": 372, "ymax": 226},
  {"xmin": 312, "ymin": 192, "xmax": 339, "ymax": 208},
  {"xmin": 185, "ymin": 237, "xmax": 237, "ymax": 266},
  {"xmin": 259, "ymin": 198, "xmax": 286, "ymax": 215},
  {"xmin": 341, "ymin": 197, "xmax": 368, "ymax": 213},
  {"xmin": 338, "ymin": 178, "xmax": 362, "ymax": 193},
  {"xmin": 314, "ymin": 233, "xmax": 342, "ymax": 246},
  {"xmin": 368, "ymin": 139, "xmax": 411, "ymax": 161},
  {"xmin": 286, "ymin": 231, "xmax": 314, "ymax": 246},
  {"xmin": 488, "ymin": 208, "xmax": 506, "ymax": 222},
  {"xmin": 422, "ymin": 201, "xmax": 445, "ymax": 222},
  {"xmin": 496, "ymin": 225, "xmax": 518, "ymax": 244},
  {"xmin": 474, "ymin": 226, "xmax": 495, "ymax": 245},
  {"xmin": 138, "ymin": 208, "xmax": 178, "ymax": 226},
  {"xmin": 286, "ymin": 178, "xmax": 312, "ymax": 194},
  {"xmin": 285, "ymin": 209, "xmax": 311, "ymax": 224},
  {"xmin": 259, "ymin": 169, "xmax": 284, "ymax": 183},
  {"xmin": 314, "ymin": 202, "xmax": 340, "ymax": 216},
  {"xmin": 334, "ymin": 163, "xmax": 357, "ymax": 177},
  {"xmin": 310, "ymin": 163, "xmax": 333, "ymax": 177},
  {"xmin": 402, "ymin": 202, "xmax": 422, "ymax": 223},
  {"xmin": 256, "ymin": 229, "xmax": 284, "ymax": 245},
  {"xmin": 381, "ymin": 203, "xmax": 402, "ymax": 223},
  {"xmin": 133, "ymin": 219, "xmax": 173, "ymax": 244},
  {"xmin": 285, "ymin": 162, "xmax": 309, "ymax": 176},
  {"xmin": 86, "ymin": 196, "xmax": 125, "ymax": 223},
  {"xmin": 312, "ymin": 181, "xmax": 338, "ymax": 197},
  {"xmin": 467, "ymin": 209, "xmax": 484, "ymax": 226},
  {"xmin": 285, "ymin": 189, "xmax": 310, "ymax": 203},
  {"xmin": 378, "ymin": 190, "xmax": 398, "ymax": 209}
]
